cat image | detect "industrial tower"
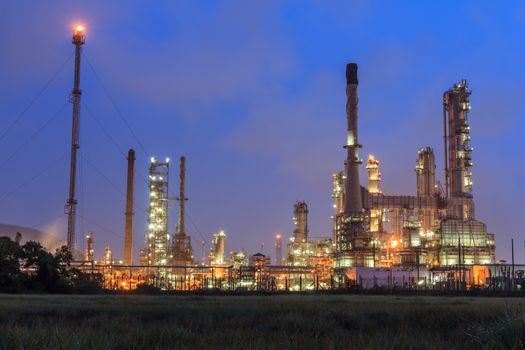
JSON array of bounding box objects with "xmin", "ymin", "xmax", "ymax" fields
[
  {"xmin": 275, "ymin": 233, "xmax": 282, "ymax": 265},
  {"xmin": 65, "ymin": 25, "xmax": 85, "ymax": 254},
  {"xmin": 124, "ymin": 149, "xmax": 135, "ymax": 265},
  {"xmin": 172, "ymin": 156, "xmax": 194, "ymax": 265},
  {"xmin": 145, "ymin": 157, "xmax": 170, "ymax": 266},
  {"xmin": 334, "ymin": 63, "xmax": 371, "ymax": 271}
]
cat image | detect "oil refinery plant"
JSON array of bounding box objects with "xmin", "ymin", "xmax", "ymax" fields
[{"xmin": 56, "ymin": 27, "xmax": 504, "ymax": 291}]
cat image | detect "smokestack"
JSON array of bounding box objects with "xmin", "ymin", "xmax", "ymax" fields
[
  {"xmin": 343, "ymin": 63, "xmax": 363, "ymax": 215},
  {"xmin": 124, "ymin": 149, "xmax": 135, "ymax": 265},
  {"xmin": 177, "ymin": 156, "xmax": 186, "ymax": 236}
]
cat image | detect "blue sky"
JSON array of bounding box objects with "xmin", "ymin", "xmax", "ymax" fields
[{"xmin": 0, "ymin": 1, "xmax": 523, "ymax": 261}]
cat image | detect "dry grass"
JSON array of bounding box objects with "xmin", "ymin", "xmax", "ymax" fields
[{"xmin": 0, "ymin": 294, "xmax": 524, "ymax": 349}]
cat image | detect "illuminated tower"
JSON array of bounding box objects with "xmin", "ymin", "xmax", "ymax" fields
[
  {"xmin": 334, "ymin": 63, "xmax": 370, "ymax": 270},
  {"xmin": 293, "ymin": 201, "xmax": 309, "ymax": 243},
  {"xmin": 209, "ymin": 230, "xmax": 226, "ymax": 265},
  {"xmin": 145, "ymin": 157, "xmax": 170, "ymax": 266},
  {"xmin": 172, "ymin": 156, "xmax": 193, "ymax": 265},
  {"xmin": 415, "ymin": 147, "xmax": 437, "ymax": 232},
  {"xmin": 84, "ymin": 232, "xmax": 94, "ymax": 261},
  {"xmin": 103, "ymin": 245, "xmax": 112, "ymax": 265},
  {"xmin": 331, "ymin": 171, "xmax": 345, "ymax": 242},
  {"xmin": 443, "ymin": 80, "xmax": 474, "ymax": 219},
  {"xmin": 65, "ymin": 25, "xmax": 85, "ymax": 254},
  {"xmin": 366, "ymin": 155, "xmax": 382, "ymax": 233},
  {"xmin": 275, "ymin": 233, "xmax": 282, "ymax": 265}
]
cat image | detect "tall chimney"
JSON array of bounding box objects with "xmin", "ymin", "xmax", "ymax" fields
[
  {"xmin": 124, "ymin": 149, "xmax": 135, "ymax": 265},
  {"xmin": 177, "ymin": 156, "xmax": 187, "ymax": 236},
  {"xmin": 343, "ymin": 63, "xmax": 363, "ymax": 215}
]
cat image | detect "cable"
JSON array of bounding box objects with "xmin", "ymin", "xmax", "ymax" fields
[
  {"xmin": 82, "ymin": 101, "xmax": 127, "ymax": 157},
  {"xmin": 0, "ymin": 152, "xmax": 67, "ymax": 203},
  {"xmin": 79, "ymin": 214, "xmax": 124, "ymax": 239},
  {"xmin": 0, "ymin": 101, "xmax": 68, "ymax": 171},
  {"xmin": 186, "ymin": 212, "xmax": 208, "ymax": 245},
  {"xmin": 82, "ymin": 51, "xmax": 149, "ymax": 157},
  {"xmin": 0, "ymin": 53, "xmax": 73, "ymax": 144},
  {"xmin": 81, "ymin": 153, "xmax": 148, "ymax": 213}
]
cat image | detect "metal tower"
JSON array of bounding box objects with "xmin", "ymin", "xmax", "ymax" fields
[
  {"xmin": 275, "ymin": 233, "xmax": 282, "ymax": 265},
  {"xmin": 65, "ymin": 25, "xmax": 85, "ymax": 254},
  {"xmin": 145, "ymin": 157, "xmax": 170, "ymax": 266},
  {"xmin": 172, "ymin": 156, "xmax": 193, "ymax": 265}
]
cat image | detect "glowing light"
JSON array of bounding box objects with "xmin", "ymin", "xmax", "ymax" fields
[{"xmin": 73, "ymin": 25, "xmax": 85, "ymax": 37}]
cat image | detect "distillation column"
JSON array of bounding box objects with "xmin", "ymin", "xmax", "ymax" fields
[
  {"xmin": 172, "ymin": 156, "xmax": 193, "ymax": 265},
  {"xmin": 84, "ymin": 232, "xmax": 94, "ymax": 261},
  {"xmin": 65, "ymin": 25, "xmax": 85, "ymax": 254},
  {"xmin": 275, "ymin": 233, "xmax": 282, "ymax": 265},
  {"xmin": 415, "ymin": 147, "xmax": 437, "ymax": 232},
  {"xmin": 366, "ymin": 155, "xmax": 382, "ymax": 233},
  {"xmin": 293, "ymin": 201, "xmax": 309, "ymax": 243},
  {"xmin": 443, "ymin": 80, "xmax": 474, "ymax": 219},
  {"xmin": 145, "ymin": 157, "xmax": 170, "ymax": 266},
  {"xmin": 124, "ymin": 149, "xmax": 135, "ymax": 265}
]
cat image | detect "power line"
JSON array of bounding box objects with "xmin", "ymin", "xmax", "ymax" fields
[
  {"xmin": 186, "ymin": 212, "xmax": 208, "ymax": 245},
  {"xmin": 0, "ymin": 152, "xmax": 67, "ymax": 203},
  {"xmin": 0, "ymin": 53, "xmax": 73, "ymax": 144},
  {"xmin": 80, "ymin": 153, "xmax": 148, "ymax": 214},
  {"xmin": 79, "ymin": 214, "xmax": 124, "ymax": 239},
  {"xmin": 82, "ymin": 101, "xmax": 127, "ymax": 158},
  {"xmin": 82, "ymin": 51, "xmax": 149, "ymax": 157},
  {"xmin": 0, "ymin": 101, "xmax": 68, "ymax": 171}
]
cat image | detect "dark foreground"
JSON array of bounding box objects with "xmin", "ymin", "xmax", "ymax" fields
[{"xmin": 0, "ymin": 294, "xmax": 524, "ymax": 349}]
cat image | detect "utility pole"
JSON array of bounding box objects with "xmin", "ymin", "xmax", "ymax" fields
[{"xmin": 65, "ymin": 25, "xmax": 85, "ymax": 254}]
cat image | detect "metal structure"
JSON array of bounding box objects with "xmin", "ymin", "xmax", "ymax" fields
[
  {"xmin": 209, "ymin": 230, "xmax": 226, "ymax": 265},
  {"xmin": 331, "ymin": 66, "xmax": 494, "ymax": 271},
  {"xmin": 275, "ymin": 233, "xmax": 282, "ymax": 265},
  {"xmin": 172, "ymin": 156, "xmax": 193, "ymax": 265},
  {"xmin": 415, "ymin": 147, "xmax": 438, "ymax": 233},
  {"xmin": 145, "ymin": 157, "xmax": 170, "ymax": 266},
  {"xmin": 334, "ymin": 63, "xmax": 371, "ymax": 271},
  {"xmin": 124, "ymin": 149, "xmax": 135, "ymax": 265},
  {"xmin": 84, "ymin": 232, "xmax": 94, "ymax": 261},
  {"xmin": 292, "ymin": 201, "xmax": 309, "ymax": 243},
  {"xmin": 65, "ymin": 25, "xmax": 85, "ymax": 254},
  {"xmin": 443, "ymin": 80, "xmax": 474, "ymax": 219}
]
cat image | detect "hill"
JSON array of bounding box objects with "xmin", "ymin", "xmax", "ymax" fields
[{"xmin": 0, "ymin": 223, "xmax": 65, "ymax": 252}]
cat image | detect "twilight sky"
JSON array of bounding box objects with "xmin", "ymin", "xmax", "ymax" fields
[{"xmin": 0, "ymin": 1, "xmax": 524, "ymax": 262}]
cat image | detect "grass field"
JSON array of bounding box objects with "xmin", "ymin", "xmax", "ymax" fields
[{"xmin": 0, "ymin": 294, "xmax": 524, "ymax": 349}]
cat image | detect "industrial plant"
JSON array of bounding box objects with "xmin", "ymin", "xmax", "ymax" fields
[{"xmin": 15, "ymin": 25, "xmax": 515, "ymax": 292}]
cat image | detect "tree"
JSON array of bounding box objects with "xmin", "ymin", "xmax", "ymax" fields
[
  {"xmin": 0, "ymin": 237, "xmax": 22, "ymax": 291},
  {"xmin": 20, "ymin": 241, "xmax": 60, "ymax": 291}
]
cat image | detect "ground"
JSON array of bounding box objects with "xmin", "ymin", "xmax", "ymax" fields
[{"xmin": 0, "ymin": 293, "xmax": 524, "ymax": 349}]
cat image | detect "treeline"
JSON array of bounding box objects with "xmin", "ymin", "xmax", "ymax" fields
[{"xmin": 0, "ymin": 236, "xmax": 102, "ymax": 293}]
